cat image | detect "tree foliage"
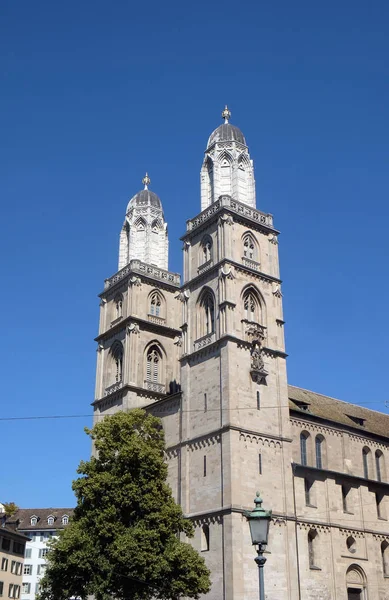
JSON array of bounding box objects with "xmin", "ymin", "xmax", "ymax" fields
[
  {"xmin": 2, "ymin": 502, "xmax": 18, "ymax": 517},
  {"xmin": 38, "ymin": 410, "xmax": 211, "ymax": 600}
]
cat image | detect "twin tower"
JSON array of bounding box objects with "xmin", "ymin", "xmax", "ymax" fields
[{"xmin": 93, "ymin": 108, "xmax": 292, "ymax": 600}]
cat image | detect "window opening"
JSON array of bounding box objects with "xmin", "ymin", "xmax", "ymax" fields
[
  {"xmin": 315, "ymin": 436, "xmax": 323, "ymax": 469},
  {"xmin": 146, "ymin": 347, "xmax": 160, "ymax": 383},
  {"xmin": 300, "ymin": 432, "xmax": 308, "ymax": 466}
]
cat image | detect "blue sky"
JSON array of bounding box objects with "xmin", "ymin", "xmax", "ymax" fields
[{"xmin": 1, "ymin": 0, "xmax": 388, "ymax": 507}]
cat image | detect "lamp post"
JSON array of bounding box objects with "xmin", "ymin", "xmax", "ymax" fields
[{"xmin": 245, "ymin": 491, "xmax": 272, "ymax": 600}]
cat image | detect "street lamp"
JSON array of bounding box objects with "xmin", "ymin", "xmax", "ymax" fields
[{"xmin": 245, "ymin": 491, "xmax": 272, "ymax": 600}]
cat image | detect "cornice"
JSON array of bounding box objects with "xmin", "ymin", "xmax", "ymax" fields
[
  {"xmin": 180, "ymin": 333, "xmax": 287, "ymax": 363},
  {"xmin": 164, "ymin": 425, "xmax": 290, "ymax": 454},
  {"xmin": 181, "ymin": 196, "xmax": 279, "ymax": 240},
  {"xmin": 100, "ymin": 260, "xmax": 180, "ymax": 297},
  {"xmin": 92, "ymin": 382, "xmax": 170, "ymax": 406},
  {"xmin": 182, "ymin": 258, "xmax": 281, "ymax": 290},
  {"xmin": 95, "ymin": 315, "xmax": 181, "ymax": 343}
]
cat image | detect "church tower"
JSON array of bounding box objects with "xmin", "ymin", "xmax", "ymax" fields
[
  {"xmin": 176, "ymin": 108, "xmax": 297, "ymax": 600},
  {"xmin": 93, "ymin": 176, "xmax": 181, "ymax": 423}
]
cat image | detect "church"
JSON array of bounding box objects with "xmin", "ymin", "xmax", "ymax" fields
[{"xmin": 92, "ymin": 107, "xmax": 389, "ymax": 600}]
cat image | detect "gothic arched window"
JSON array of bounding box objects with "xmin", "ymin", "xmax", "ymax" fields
[
  {"xmin": 242, "ymin": 288, "xmax": 261, "ymax": 323},
  {"xmin": 114, "ymin": 294, "xmax": 123, "ymax": 320},
  {"xmin": 149, "ymin": 291, "xmax": 163, "ymax": 317},
  {"xmin": 200, "ymin": 236, "xmax": 213, "ymax": 265},
  {"xmin": 242, "ymin": 232, "xmax": 259, "ymax": 263},
  {"xmin": 109, "ymin": 341, "xmax": 124, "ymax": 385},
  {"xmin": 198, "ymin": 290, "xmax": 215, "ymax": 338},
  {"xmin": 146, "ymin": 345, "xmax": 162, "ymax": 383}
]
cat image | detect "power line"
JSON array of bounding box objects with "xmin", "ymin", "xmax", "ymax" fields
[{"xmin": 0, "ymin": 400, "xmax": 387, "ymax": 423}]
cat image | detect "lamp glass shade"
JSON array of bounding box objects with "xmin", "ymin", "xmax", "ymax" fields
[{"xmin": 248, "ymin": 514, "xmax": 270, "ymax": 546}]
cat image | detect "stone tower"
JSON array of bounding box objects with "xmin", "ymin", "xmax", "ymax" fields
[
  {"xmin": 93, "ymin": 175, "xmax": 181, "ymax": 422},
  {"xmin": 176, "ymin": 107, "xmax": 297, "ymax": 599}
]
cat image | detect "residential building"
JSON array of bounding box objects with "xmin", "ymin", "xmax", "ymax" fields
[
  {"xmin": 0, "ymin": 515, "xmax": 29, "ymax": 600},
  {"xmin": 92, "ymin": 107, "xmax": 389, "ymax": 600},
  {"xmin": 10, "ymin": 509, "xmax": 73, "ymax": 600}
]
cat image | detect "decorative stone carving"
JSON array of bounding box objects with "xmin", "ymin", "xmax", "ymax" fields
[
  {"xmin": 269, "ymin": 235, "xmax": 278, "ymax": 245},
  {"xmin": 105, "ymin": 259, "xmax": 180, "ymax": 290},
  {"xmin": 97, "ymin": 343, "xmax": 104, "ymax": 353},
  {"xmin": 220, "ymin": 264, "xmax": 235, "ymax": 280},
  {"xmin": 129, "ymin": 276, "xmax": 142, "ymax": 287},
  {"xmin": 218, "ymin": 213, "xmax": 234, "ymax": 226},
  {"xmin": 273, "ymin": 284, "xmax": 282, "ymax": 298},
  {"xmin": 173, "ymin": 335, "xmax": 183, "ymax": 347},
  {"xmin": 175, "ymin": 289, "xmax": 190, "ymax": 303},
  {"xmin": 104, "ymin": 381, "xmax": 123, "ymax": 396},
  {"xmin": 243, "ymin": 320, "xmax": 266, "ymax": 343},
  {"xmin": 127, "ymin": 322, "xmax": 140, "ymax": 334},
  {"xmin": 239, "ymin": 432, "xmax": 282, "ymax": 448},
  {"xmin": 250, "ymin": 338, "xmax": 268, "ymax": 384},
  {"xmin": 194, "ymin": 332, "xmax": 216, "ymax": 351}
]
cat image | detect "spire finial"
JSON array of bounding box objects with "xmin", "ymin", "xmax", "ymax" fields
[
  {"xmin": 222, "ymin": 105, "xmax": 231, "ymax": 124},
  {"xmin": 142, "ymin": 172, "xmax": 151, "ymax": 190}
]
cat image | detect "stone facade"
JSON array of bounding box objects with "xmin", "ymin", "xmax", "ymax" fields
[{"xmin": 93, "ymin": 109, "xmax": 389, "ymax": 600}]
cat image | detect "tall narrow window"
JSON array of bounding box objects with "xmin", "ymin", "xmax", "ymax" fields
[
  {"xmin": 304, "ymin": 479, "xmax": 313, "ymax": 506},
  {"xmin": 199, "ymin": 292, "xmax": 215, "ymax": 336},
  {"xmin": 258, "ymin": 453, "xmax": 262, "ymax": 475},
  {"xmin": 342, "ymin": 485, "xmax": 351, "ymax": 512},
  {"xmin": 109, "ymin": 341, "xmax": 124, "ymax": 385},
  {"xmin": 201, "ymin": 525, "xmax": 210, "ymax": 552},
  {"xmin": 315, "ymin": 436, "xmax": 323, "ymax": 469},
  {"xmin": 362, "ymin": 447, "xmax": 370, "ymax": 479},
  {"xmin": 376, "ymin": 492, "xmax": 385, "ymax": 519},
  {"xmin": 203, "ymin": 455, "xmax": 207, "ymax": 477},
  {"xmin": 114, "ymin": 294, "xmax": 123, "ymax": 319},
  {"xmin": 146, "ymin": 346, "xmax": 161, "ymax": 383},
  {"xmin": 201, "ymin": 239, "xmax": 212, "ymax": 263},
  {"xmin": 375, "ymin": 450, "xmax": 384, "ymax": 482},
  {"xmin": 150, "ymin": 292, "xmax": 162, "ymax": 317},
  {"xmin": 242, "ymin": 233, "xmax": 257, "ymax": 261},
  {"xmin": 204, "ymin": 393, "xmax": 207, "ymax": 412},
  {"xmin": 256, "ymin": 391, "xmax": 261, "ymax": 410},
  {"xmin": 300, "ymin": 432, "xmax": 309, "ymax": 466},
  {"xmin": 308, "ymin": 530, "xmax": 318, "ymax": 568},
  {"xmin": 381, "ymin": 541, "xmax": 389, "ymax": 576},
  {"xmin": 244, "ymin": 291, "xmax": 257, "ymax": 321}
]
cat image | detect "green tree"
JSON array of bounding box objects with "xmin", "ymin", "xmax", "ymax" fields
[
  {"xmin": 2, "ymin": 502, "xmax": 19, "ymax": 517},
  {"xmin": 38, "ymin": 410, "xmax": 211, "ymax": 600}
]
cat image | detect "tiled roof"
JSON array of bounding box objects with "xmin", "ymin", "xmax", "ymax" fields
[
  {"xmin": 10, "ymin": 508, "xmax": 74, "ymax": 531},
  {"xmin": 288, "ymin": 385, "xmax": 389, "ymax": 440}
]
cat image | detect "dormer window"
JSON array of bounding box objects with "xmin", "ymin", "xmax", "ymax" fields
[
  {"xmin": 347, "ymin": 415, "xmax": 365, "ymax": 426},
  {"xmin": 47, "ymin": 516, "xmax": 55, "ymax": 526},
  {"xmin": 292, "ymin": 399, "xmax": 310, "ymax": 412},
  {"xmin": 30, "ymin": 516, "xmax": 38, "ymax": 526},
  {"xmin": 62, "ymin": 515, "xmax": 69, "ymax": 525}
]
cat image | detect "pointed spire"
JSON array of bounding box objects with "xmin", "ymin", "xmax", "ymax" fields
[
  {"xmin": 222, "ymin": 105, "xmax": 231, "ymax": 124},
  {"xmin": 142, "ymin": 172, "xmax": 151, "ymax": 190}
]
